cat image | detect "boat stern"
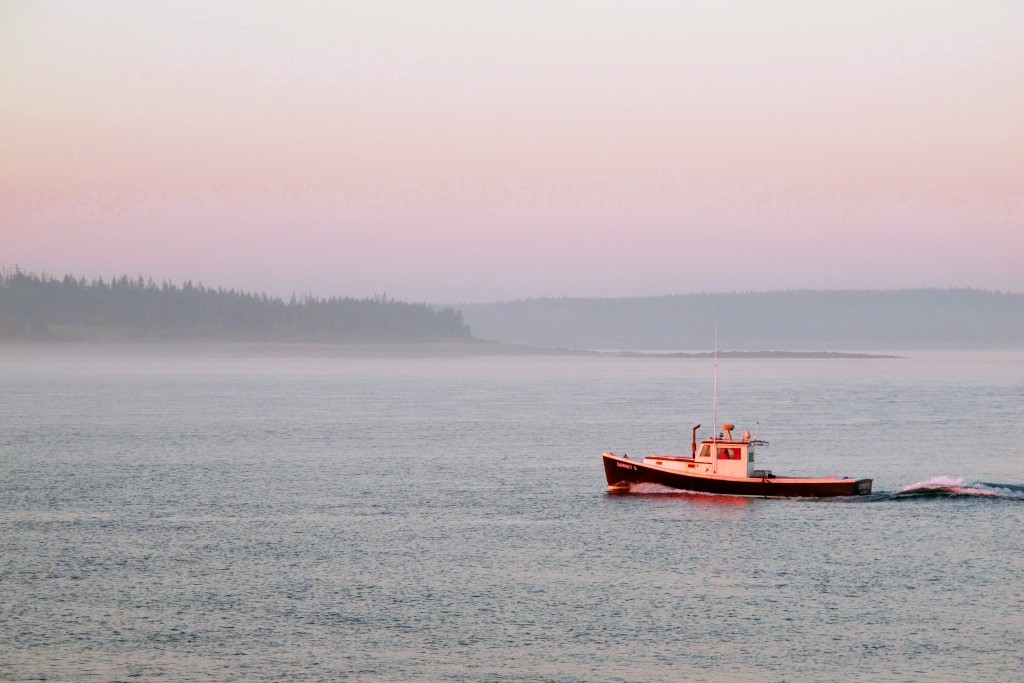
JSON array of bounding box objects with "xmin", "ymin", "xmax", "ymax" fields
[{"xmin": 855, "ymin": 478, "xmax": 873, "ymax": 495}]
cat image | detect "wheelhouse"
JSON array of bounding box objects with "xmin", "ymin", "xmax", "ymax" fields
[{"xmin": 641, "ymin": 423, "xmax": 767, "ymax": 478}]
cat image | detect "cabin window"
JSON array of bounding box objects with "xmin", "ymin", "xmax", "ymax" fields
[
  {"xmin": 717, "ymin": 447, "xmax": 742, "ymax": 460},
  {"xmin": 698, "ymin": 445, "xmax": 710, "ymax": 459}
]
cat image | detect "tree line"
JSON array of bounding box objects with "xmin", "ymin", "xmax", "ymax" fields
[{"xmin": 0, "ymin": 269, "xmax": 472, "ymax": 343}]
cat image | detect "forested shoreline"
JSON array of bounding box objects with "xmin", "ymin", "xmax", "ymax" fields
[
  {"xmin": 5, "ymin": 268, "xmax": 1021, "ymax": 349},
  {"xmin": 0, "ymin": 270, "xmax": 473, "ymax": 343}
]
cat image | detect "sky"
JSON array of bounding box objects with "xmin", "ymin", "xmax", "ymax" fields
[{"xmin": 2, "ymin": 0, "xmax": 1022, "ymax": 303}]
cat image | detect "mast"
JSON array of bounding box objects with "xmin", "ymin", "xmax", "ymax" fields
[{"xmin": 713, "ymin": 324, "xmax": 718, "ymax": 444}]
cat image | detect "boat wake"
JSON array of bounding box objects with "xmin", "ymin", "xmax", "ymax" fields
[
  {"xmin": 607, "ymin": 482, "xmax": 754, "ymax": 507},
  {"xmin": 619, "ymin": 483, "xmax": 690, "ymax": 495},
  {"xmin": 876, "ymin": 476, "xmax": 1024, "ymax": 501},
  {"xmin": 610, "ymin": 482, "xmax": 719, "ymax": 496}
]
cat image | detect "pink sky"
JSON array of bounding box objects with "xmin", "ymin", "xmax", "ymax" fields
[{"xmin": 2, "ymin": 0, "xmax": 1022, "ymax": 302}]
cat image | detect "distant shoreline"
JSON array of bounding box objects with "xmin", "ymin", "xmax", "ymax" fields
[
  {"xmin": 604, "ymin": 349, "xmax": 899, "ymax": 359},
  {"xmin": 457, "ymin": 289, "xmax": 1023, "ymax": 351},
  {"xmin": 0, "ymin": 340, "xmax": 899, "ymax": 359}
]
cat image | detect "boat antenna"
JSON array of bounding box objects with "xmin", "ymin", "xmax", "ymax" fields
[{"xmin": 713, "ymin": 324, "xmax": 718, "ymax": 443}]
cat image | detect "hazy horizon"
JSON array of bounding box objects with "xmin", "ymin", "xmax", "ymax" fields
[
  {"xmin": 3, "ymin": 1, "xmax": 1022, "ymax": 303},
  {"xmin": 4, "ymin": 266, "xmax": 1023, "ymax": 308}
]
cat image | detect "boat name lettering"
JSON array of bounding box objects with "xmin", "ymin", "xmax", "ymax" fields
[{"xmin": 616, "ymin": 462, "xmax": 637, "ymax": 471}]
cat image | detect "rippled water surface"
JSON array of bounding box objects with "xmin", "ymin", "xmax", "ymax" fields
[{"xmin": 1, "ymin": 347, "xmax": 1022, "ymax": 682}]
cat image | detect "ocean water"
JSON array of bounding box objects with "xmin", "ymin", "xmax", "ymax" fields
[{"xmin": 1, "ymin": 347, "xmax": 1022, "ymax": 682}]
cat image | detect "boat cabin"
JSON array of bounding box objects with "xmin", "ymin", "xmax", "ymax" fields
[{"xmin": 641, "ymin": 424, "xmax": 766, "ymax": 478}]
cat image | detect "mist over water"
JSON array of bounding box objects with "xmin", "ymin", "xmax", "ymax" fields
[{"xmin": 1, "ymin": 347, "xmax": 1022, "ymax": 681}]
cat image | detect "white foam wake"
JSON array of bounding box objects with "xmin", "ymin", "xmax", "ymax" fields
[
  {"xmin": 896, "ymin": 476, "xmax": 1024, "ymax": 499},
  {"xmin": 611, "ymin": 482, "xmax": 717, "ymax": 496}
]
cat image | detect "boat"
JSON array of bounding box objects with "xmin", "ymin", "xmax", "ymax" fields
[{"xmin": 603, "ymin": 423, "xmax": 873, "ymax": 497}]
